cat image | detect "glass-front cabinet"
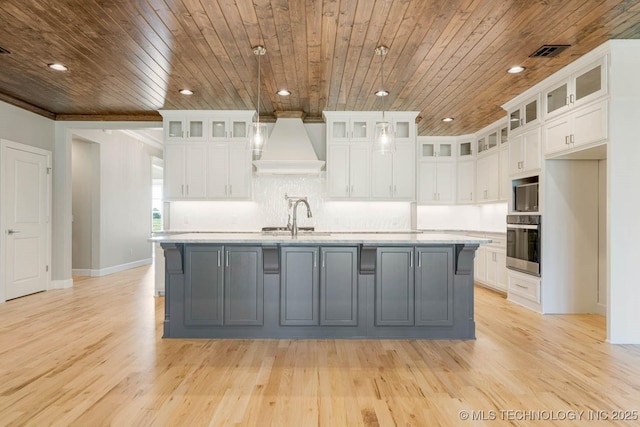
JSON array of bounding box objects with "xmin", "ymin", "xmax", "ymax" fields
[
  {"xmin": 508, "ymin": 95, "xmax": 539, "ymax": 133},
  {"xmin": 544, "ymin": 57, "xmax": 607, "ymax": 119},
  {"xmin": 210, "ymin": 117, "xmax": 250, "ymax": 141},
  {"xmin": 418, "ymin": 137, "xmax": 454, "ymax": 159}
]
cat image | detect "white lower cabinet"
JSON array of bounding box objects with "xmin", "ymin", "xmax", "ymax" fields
[
  {"xmin": 472, "ymin": 233, "xmax": 507, "ymax": 293},
  {"xmin": 507, "ymin": 270, "xmax": 541, "ymax": 312}
]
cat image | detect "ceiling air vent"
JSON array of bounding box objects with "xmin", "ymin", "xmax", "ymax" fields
[
  {"xmin": 529, "ymin": 45, "xmax": 570, "ymax": 58},
  {"xmin": 0, "ymin": 46, "xmax": 10, "ymax": 54}
]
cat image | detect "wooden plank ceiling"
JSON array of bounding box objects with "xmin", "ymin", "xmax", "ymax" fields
[{"xmin": 0, "ymin": 0, "xmax": 639, "ymax": 135}]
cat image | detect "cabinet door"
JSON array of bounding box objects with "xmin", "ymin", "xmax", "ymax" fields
[
  {"xmin": 350, "ymin": 118, "xmax": 371, "ymax": 142},
  {"xmin": 573, "ymin": 100, "xmax": 607, "ymax": 148},
  {"xmin": 486, "ymin": 153, "xmax": 499, "ymax": 200},
  {"xmin": 508, "ymin": 138, "xmax": 524, "ymax": 175},
  {"xmin": 375, "ymin": 247, "xmax": 414, "ymax": 326},
  {"xmin": 475, "ymin": 156, "xmax": 490, "ymax": 201},
  {"xmin": 545, "ymin": 81, "xmax": 570, "ymax": 118},
  {"xmin": 417, "ymin": 161, "xmax": 437, "ymax": 204},
  {"xmin": 227, "ymin": 144, "xmax": 251, "ymax": 199},
  {"xmin": 485, "ymin": 248, "xmax": 498, "ymax": 286},
  {"xmin": 457, "ymin": 160, "xmax": 475, "ymax": 203},
  {"xmin": 574, "ymin": 60, "xmax": 606, "ymax": 107},
  {"xmin": 229, "ymin": 119, "xmax": 249, "ymax": 141},
  {"xmin": 207, "ymin": 143, "xmax": 229, "ymax": 198},
  {"xmin": 329, "ymin": 119, "xmax": 349, "ymax": 141},
  {"xmin": 499, "ymin": 149, "xmax": 510, "ymax": 201},
  {"xmin": 370, "ymin": 151, "xmax": 394, "ymax": 199},
  {"xmin": 186, "ymin": 117, "xmax": 206, "ymax": 141},
  {"xmin": 436, "ymin": 161, "xmax": 456, "ymax": 204},
  {"xmin": 543, "ymin": 115, "xmax": 572, "ymax": 156},
  {"xmin": 224, "ymin": 246, "xmax": 263, "ymax": 325},
  {"xmin": 166, "ymin": 118, "xmax": 185, "ymax": 141},
  {"xmin": 393, "ymin": 144, "xmax": 415, "ymax": 200},
  {"xmin": 415, "ymin": 247, "xmax": 453, "ymax": 326},
  {"xmin": 280, "ymin": 247, "xmax": 319, "ymax": 326},
  {"xmin": 164, "ymin": 144, "xmax": 186, "ymax": 199},
  {"xmin": 349, "ymin": 144, "xmax": 371, "ymax": 198},
  {"xmin": 184, "ymin": 245, "xmax": 224, "ymax": 325},
  {"xmin": 495, "ymin": 249, "xmax": 508, "ymax": 292},
  {"xmin": 327, "ymin": 144, "xmax": 350, "ymax": 198},
  {"xmin": 523, "ymin": 128, "xmax": 541, "ymax": 171},
  {"xmin": 320, "ymin": 247, "xmax": 358, "ymax": 326},
  {"xmin": 184, "ymin": 144, "xmax": 207, "ymax": 198},
  {"xmin": 393, "ymin": 118, "xmax": 414, "ymax": 143}
]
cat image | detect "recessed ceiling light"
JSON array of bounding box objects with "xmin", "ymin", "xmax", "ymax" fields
[
  {"xmin": 442, "ymin": 117, "xmax": 454, "ymax": 122},
  {"xmin": 507, "ymin": 66, "xmax": 525, "ymax": 74},
  {"xmin": 179, "ymin": 89, "xmax": 194, "ymax": 95},
  {"xmin": 276, "ymin": 89, "xmax": 291, "ymax": 96},
  {"xmin": 48, "ymin": 63, "xmax": 68, "ymax": 71},
  {"xmin": 375, "ymin": 89, "xmax": 389, "ymax": 97}
]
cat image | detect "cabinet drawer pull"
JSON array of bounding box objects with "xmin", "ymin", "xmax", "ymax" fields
[
  {"xmin": 226, "ymin": 251, "xmax": 229, "ymax": 267},
  {"xmin": 410, "ymin": 252, "xmax": 413, "ymax": 268},
  {"xmin": 515, "ymin": 283, "xmax": 528, "ymax": 289},
  {"xmin": 569, "ymin": 94, "xmax": 574, "ymax": 104},
  {"xmin": 322, "ymin": 253, "xmax": 325, "ymax": 268},
  {"xmin": 217, "ymin": 251, "xmax": 221, "ymax": 267},
  {"xmin": 570, "ymin": 134, "xmax": 575, "ymax": 144}
]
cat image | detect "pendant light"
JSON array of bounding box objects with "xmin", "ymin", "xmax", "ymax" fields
[
  {"xmin": 373, "ymin": 45, "xmax": 395, "ymax": 154},
  {"xmin": 248, "ymin": 45, "xmax": 268, "ymax": 158}
]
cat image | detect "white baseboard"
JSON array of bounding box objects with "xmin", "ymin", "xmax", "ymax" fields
[
  {"xmin": 594, "ymin": 302, "xmax": 607, "ymax": 316},
  {"xmin": 50, "ymin": 278, "xmax": 74, "ymax": 289},
  {"xmin": 73, "ymin": 258, "xmax": 153, "ymax": 277}
]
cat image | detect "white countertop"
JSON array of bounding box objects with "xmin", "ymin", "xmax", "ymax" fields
[{"xmin": 150, "ymin": 232, "xmax": 491, "ymax": 245}]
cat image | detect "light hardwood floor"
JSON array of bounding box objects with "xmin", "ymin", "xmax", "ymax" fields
[{"xmin": 1, "ymin": 265, "xmax": 639, "ymax": 426}]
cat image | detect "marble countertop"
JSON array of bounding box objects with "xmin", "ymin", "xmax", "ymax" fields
[{"xmin": 150, "ymin": 231, "xmax": 491, "ymax": 245}]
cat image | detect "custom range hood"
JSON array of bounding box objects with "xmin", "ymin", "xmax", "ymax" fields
[{"xmin": 253, "ymin": 111, "xmax": 325, "ymax": 174}]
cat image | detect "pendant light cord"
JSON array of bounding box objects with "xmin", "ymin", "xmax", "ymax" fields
[{"xmin": 380, "ymin": 50, "xmax": 385, "ymax": 121}]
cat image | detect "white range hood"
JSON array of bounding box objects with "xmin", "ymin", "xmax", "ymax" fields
[{"xmin": 253, "ymin": 112, "xmax": 325, "ymax": 175}]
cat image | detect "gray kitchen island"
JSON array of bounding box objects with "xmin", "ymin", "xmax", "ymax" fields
[{"xmin": 152, "ymin": 232, "xmax": 489, "ymax": 340}]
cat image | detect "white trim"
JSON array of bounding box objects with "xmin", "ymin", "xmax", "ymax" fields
[
  {"xmin": 0, "ymin": 139, "xmax": 53, "ymax": 303},
  {"xmin": 594, "ymin": 303, "xmax": 607, "ymax": 316},
  {"xmin": 77, "ymin": 258, "xmax": 153, "ymax": 277},
  {"xmin": 51, "ymin": 279, "xmax": 73, "ymax": 289}
]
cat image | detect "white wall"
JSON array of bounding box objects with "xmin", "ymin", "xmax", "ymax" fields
[
  {"xmin": 71, "ymin": 139, "xmax": 98, "ymax": 270},
  {"xmin": 607, "ymin": 40, "xmax": 640, "ymax": 343},
  {"xmin": 0, "ymin": 102, "xmax": 54, "ymax": 151}
]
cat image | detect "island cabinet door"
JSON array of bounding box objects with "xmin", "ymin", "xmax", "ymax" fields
[
  {"xmin": 280, "ymin": 246, "xmax": 319, "ymax": 326},
  {"xmin": 375, "ymin": 247, "xmax": 415, "ymax": 326},
  {"xmin": 320, "ymin": 247, "xmax": 358, "ymax": 326},
  {"xmin": 224, "ymin": 246, "xmax": 263, "ymax": 326},
  {"xmin": 415, "ymin": 247, "xmax": 454, "ymax": 326},
  {"xmin": 184, "ymin": 245, "xmax": 224, "ymax": 326}
]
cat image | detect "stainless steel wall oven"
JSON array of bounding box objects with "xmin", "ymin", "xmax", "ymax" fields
[{"xmin": 506, "ymin": 215, "xmax": 541, "ymax": 276}]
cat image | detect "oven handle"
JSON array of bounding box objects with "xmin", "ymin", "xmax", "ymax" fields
[{"xmin": 507, "ymin": 224, "xmax": 539, "ymax": 230}]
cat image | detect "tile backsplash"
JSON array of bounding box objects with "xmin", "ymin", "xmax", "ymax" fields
[{"xmin": 169, "ymin": 174, "xmax": 413, "ymax": 231}]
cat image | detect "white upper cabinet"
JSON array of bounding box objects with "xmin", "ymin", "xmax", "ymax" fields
[
  {"xmin": 209, "ymin": 116, "xmax": 251, "ymax": 142},
  {"xmin": 456, "ymin": 160, "xmax": 475, "ymax": 204},
  {"xmin": 543, "ymin": 57, "xmax": 607, "ymax": 120},
  {"xmin": 509, "ymin": 127, "xmax": 541, "ymax": 176},
  {"xmin": 476, "ymin": 151, "xmax": 499, "ymax": 203},
  {"xmin": 164, "ymin": 143, "xmax": 208, "ymax": 199},
  {"xmin": 543, "ymin": 99, "xmax": 608, "ymax": 157},
  {"xmin": 161, "ymin": 110, "xmax": 254, "ymax": 143},
  {"xmin": 371, "ymin": 144, "xmax": 415, "ymax": 200},
  {"xmin": 327, "ymin": 116, "xmax": 373, "ymax": 142},
  {"xmin": 418, "ymin": 137, "xmax": 455, "ymax": 159},
  {"xmin": 165, "ymin": 116, "xmax": 208, "ymax": 142},
  {"xmin": 417, "ymin": 136, "xmax": 456, "ymax": 205},
  {"xmin": 508, "ymin": 95, "xmax": 540, "ymax": 135},
  {"xmin": 327, "ymin": 143, "xmax": 371, "ymax": 199},
  {"xmin": 457, "ymin": 135, "xmax": 475, "ymax": 159}
]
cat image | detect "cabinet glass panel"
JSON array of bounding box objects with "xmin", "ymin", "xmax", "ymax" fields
[
  {"xmin": 524, "ymin": 99, "xmax": 537, "ymax": 124},
  {"xmin": 500, "ymin": 126, "xmax": 508, "ymax": 144},
  {"xmin": 440, "ymin": 144, "xmax": 452, "ymax": 157},
  {"xmin": 575, "ymin": 65, "xmax": 601, "ymax": 101},
  {"xmin": 168, "ymin": 120, "xmax": 183, "ymax": 138},
  {"xmin": 332, "ymin": 121, "xmax": 347, "ymax": 138},
  {"xmin": 395, "ymin": 122, "xmax": 410, "ymax": 138},
  {"xmin": 509, "ymin": 110, "xmax": 521, "ymax": 131},
  {"xmin": 189, "ymin": 120, "xmax": 204, "ymax": 138},
  {"xmin": 459, "ymin": 142, "xmax": 472, "ymax": 157},
  {"xmin": 546, "ymin": 83, "xmax": 567, "ymax": 114},
  {"xmin": 211, "ymin": 121, "xmax": 226, "ymax": 138},
  {"xmin": 421, "ymin": 144, "xmax": 435, "ymax": 157},
  {"xmin": 352, "ymin": 121, "xmax": 368, "ymax": 138},
  {"xmin": 477, "ymin": 137, "xmax": 486, "ymax": 153},
  {"xmin": 232, "ymin": 121, "xmax": 246, "ymax": 138},
  {"xmin": 488, "ymin": 132, "xmax": 498, "ymax": 149}
]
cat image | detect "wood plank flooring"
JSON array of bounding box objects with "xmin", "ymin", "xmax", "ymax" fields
[{"xmin": 1, "ymin": 265, "xmax": 639, "ymax": 426}]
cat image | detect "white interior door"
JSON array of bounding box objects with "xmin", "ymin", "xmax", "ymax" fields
[{"xmin": 2, "ymin": 144, "xmax": 50, "ymax": 300}]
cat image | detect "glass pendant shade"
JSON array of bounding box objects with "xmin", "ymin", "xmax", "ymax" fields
[
  {"xmin": 373, "ymin": 120, "xmax": 395, "ymax": 154},
  {"xmin": 248, "ymin": 121, "xmax": 268, "ymax": 156}
]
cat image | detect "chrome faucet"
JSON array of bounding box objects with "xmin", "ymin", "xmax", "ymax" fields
[{"xmin": 291, "ymin": 198, "xmax": 312, "ymax": 237}]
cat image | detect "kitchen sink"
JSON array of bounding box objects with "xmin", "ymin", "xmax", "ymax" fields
[{"xmin": 260, "ymin": 226, "xmax": 331, "ymax": 237}]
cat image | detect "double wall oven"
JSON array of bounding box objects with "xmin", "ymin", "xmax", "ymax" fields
[{"xmin": 506, "ymin": 214, "xmax": 541, "ymax": 276}]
